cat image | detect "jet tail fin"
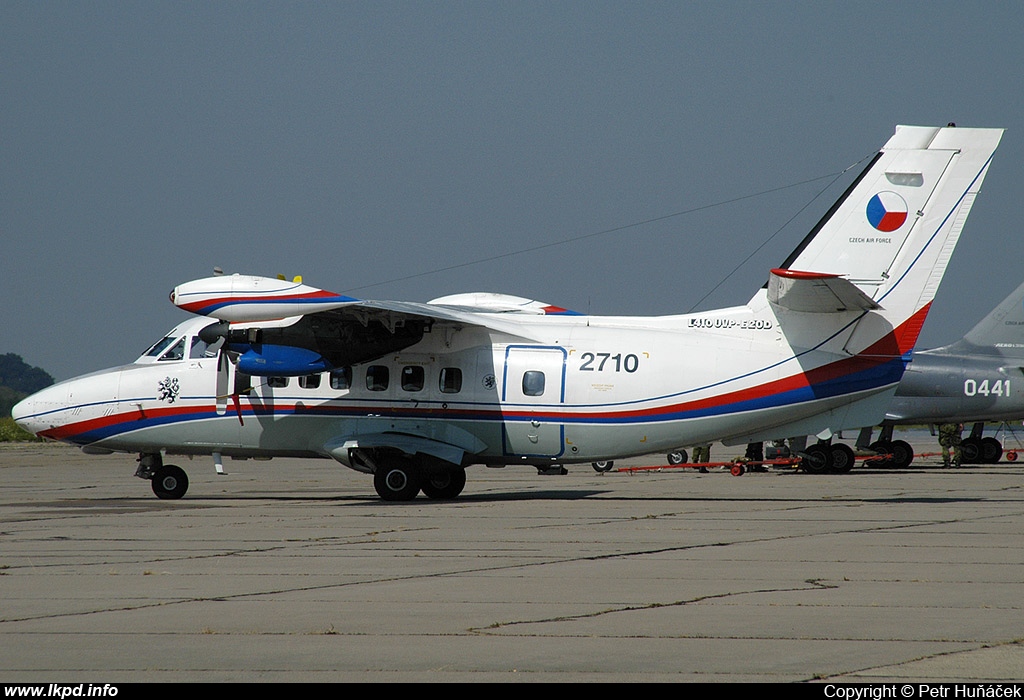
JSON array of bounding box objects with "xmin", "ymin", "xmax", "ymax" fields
[{"xmin": 942, "ymin": 280, "xmax": 1024, "ymax": 358}]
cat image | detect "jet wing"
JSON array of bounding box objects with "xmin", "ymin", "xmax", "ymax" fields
[{"xmin": 767, "ymin": 268, "xmax": 882, "ymax": 313}]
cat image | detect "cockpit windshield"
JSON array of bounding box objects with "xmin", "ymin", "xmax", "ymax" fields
[
  {"xmin": 136, "ymin": 319, "xmax": 226, "ymax": 364},
  {"xmin": 143, "ymin": 335, "xmax": 180, "ymax": 358}
]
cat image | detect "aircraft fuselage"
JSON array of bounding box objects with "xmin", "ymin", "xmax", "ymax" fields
[
  {"xmin": 14, "ymin": 307, "xmax": 902, "ymax": 469},
  {"xmin": 886, "ymin": 350, "xmax": 1024, "ymax": 424}
]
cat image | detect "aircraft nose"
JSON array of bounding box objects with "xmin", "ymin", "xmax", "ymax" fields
[
  {"xmin": 11, "ymin": 394, "xmax": 40, "ymax": 435},
  {"xmin": 10, "ymin": 383, "xmax": 70, "ymax": 438}
]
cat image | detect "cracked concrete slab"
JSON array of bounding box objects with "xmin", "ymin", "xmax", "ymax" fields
[{"xmin": 0, "ymin": 435, "xmax": 1022, "ymax": 682}]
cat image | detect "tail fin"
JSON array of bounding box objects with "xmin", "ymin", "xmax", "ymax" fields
[
  {"xmin": 942, "ymin": 280, "xmax": 1024, "ymax": 358},
  {"xmin": 761, "ymin": 124, "xmax": 1003, "ymax": 356}
]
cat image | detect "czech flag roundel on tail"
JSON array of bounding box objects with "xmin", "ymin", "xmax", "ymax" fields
[{"xmin": 866, "ymin": 191, "xmax": 909, "ymax": 232}]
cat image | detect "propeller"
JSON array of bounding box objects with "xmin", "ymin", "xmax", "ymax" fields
[{"xmin": 199, "ymin": 321, "xmax": 245, "ymax": 424}]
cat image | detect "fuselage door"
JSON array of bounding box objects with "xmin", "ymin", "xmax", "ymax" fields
[{"xmin": 500, "ymin": 345, "xmax": 566, "ymax": 458}]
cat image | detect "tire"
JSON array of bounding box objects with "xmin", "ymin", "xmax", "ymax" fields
[
  {"xmin": 960, "ymin": 437, "xmax": 981, "ymax": 464},
  {"xmin": 867, "ymin": 440, "xmax": 893, "ymax": 468},
  {"xmin": 592, "ymin": 461, "xmax": 614, "ymax": 472},
  {"xmin": 151, "ymin": 464, "xmax": 188, "ymax": 500},
  {"xmin": 829, "ymin": 443, "xmax": 856, "ymax": 473},
  {"xmin": 667, "ymin": 450, "xmax": 688, "ymax": 465},
  {"xmin": 801, "ymin": 444, "xmax": 833, "ymax": 474},
  {"xmin": 889, "ymin": 440, "xmax": 914, "ymax": 468},
  {"xmin": 373, "ymin": 458, "xmax": 422, "ymax": 501},
  {"xmin": 420, "ymin": 468, "xmax": 467, "ymax": 499},
  {"xmin": 980, "ymin": 437, "xmax": 1003, "ymax": 464}
]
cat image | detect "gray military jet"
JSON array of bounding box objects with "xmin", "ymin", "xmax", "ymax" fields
[{"xmin": 848, "ymin": 279, "xmax": 1024, "ymax": 468}]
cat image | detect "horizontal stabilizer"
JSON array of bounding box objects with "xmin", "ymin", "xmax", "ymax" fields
[{"xmin": 767, "ymin": 268, "xmax": 882, "ymax": 313}]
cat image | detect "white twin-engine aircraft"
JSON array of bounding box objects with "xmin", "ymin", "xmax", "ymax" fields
[{"xmin": 13, "ymin": 124, "xmax": 1004, "ymax": 501}]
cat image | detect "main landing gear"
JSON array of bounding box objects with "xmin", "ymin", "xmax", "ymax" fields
[
  {"xmin": 371, "ymin": 453, "xmax": 468, "ymax": 502},
  {"xmin": 865, "ymin": 439, "xmax": 914, "ymax": 468},
  {"xmin": 799, "ymin": 441, "xmax": 856, "ymax": 474},
  {"xmin": 135, "ymin": 452, "xmax": 189, "ymax": 499},
  {"xmin": 856, "ymin": 425, "xmax": 914, "ymax": 468},
  {"xmin": 959, "ymin": 423, "xmax": 1004, "ymax": 464}
]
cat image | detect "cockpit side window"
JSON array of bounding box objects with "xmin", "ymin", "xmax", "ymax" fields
[
  {"xmin": 158, "ymin": 337, "xmax": 186, "ymax": 362},
  {"xmin": 189, "ymin": 336, "xmax": 220, "ymax": 359}
]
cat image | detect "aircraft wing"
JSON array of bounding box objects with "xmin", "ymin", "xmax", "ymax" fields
[
  {"xmin": 766, "ymin": 268, "xmax": 882, "ymax": 313},
  {"xmin": 170, "ymin": 275, "xmax": 572, "ymax": 373}
]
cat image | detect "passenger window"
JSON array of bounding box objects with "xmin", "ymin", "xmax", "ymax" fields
[
  {"xmin": 159, "ymin": 337, "xmax": 186, "ymax": 361},
  {"xmin": 439, "ymin": 367, "xmax": 462, "ymax": 394},
  {"xmin": 330, "ymin": 367, "xmax": 352, "ymax": 390},
  {"xmin": 522, "ymin": 370, "xmax": 545, "ymax": 396},
  {"xmin": 401, "ymin": 366, "xmax": 424, "ymax": 392},
  {"xmin": 268, "ymin": 376, "xmax": 289, "ymax": 388},
  {"xmin": 299, "ymin": 374, "xmax": 321, "ymax": 389},
  {"xmin": 366, "ymin": 365, "xmax": 389, "ymax": 391}
]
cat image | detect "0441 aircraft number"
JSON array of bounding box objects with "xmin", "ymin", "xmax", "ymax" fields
[
  {"xmin": 579, "ymin": 352, "xmax": 640, "ymax": 373},
  {"xmin": 964, "ymin": 379, "xmax": 1010, "ymax": 397},
  {"xmin": 688, "ymin": 318, "xmax": 773, "ymax": 330}
]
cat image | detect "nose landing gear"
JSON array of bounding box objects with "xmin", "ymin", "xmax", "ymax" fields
[{"xmin": 135, "ymin": 452, "xmax": 189, "ymax": 499}]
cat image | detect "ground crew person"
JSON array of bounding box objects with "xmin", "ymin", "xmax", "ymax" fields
[
  {"xmin": 938, "ymin": 423, "xmax": 963, "ymax": 467},
  {"xmin": 692, "ymin": 442, "xmax": 711, "ymax": 473},
  {"xmin": 744, "ymin": 441, "xmax": 766, "ymax": 471}
]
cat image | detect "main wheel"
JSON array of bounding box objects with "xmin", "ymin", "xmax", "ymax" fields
[
  {"xmin": 867, "ymin": 440, "xmax": 893, "ymax": 468},
  {"xmin": 829, "ymin": 443, "xmax": 856, "ymax": 473},
  {"xmin": 960, "ymin": 437, "xmax": 981, "ymax": 464},
  {"xmin": 151, "ymin": 464, "xmax": 188, "ymax": 500},
  {"xmin": 667, "ymin": 450, "xmax": 688, "ymax": 465},
  {"xmin": 420, "ymin": 468, "xmax": 467, "ymax": 499},
  {"xmin": 889, "ymin": 439, "xmax": 914, "ymax": 468},
  {"xmin": 373, "ymin": 458, "xmax": 422, "ymax": 501},
  {"xmin": 592, "ymin": 461, "xmax": 614, "ymax": 472},
  {"xmin": 801, "ymin": 444, "xmax": 833, "ymax": 474},
  {"xmin": 980, "ymin": 437, "xmax": 1003, "ymax": 463}
]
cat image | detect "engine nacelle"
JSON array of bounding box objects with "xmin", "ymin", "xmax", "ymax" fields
[
  {"xmin": 171, "ymin": 274, "xmax": 355, "ymax": 322},
  {"xmin": 237, "ymin": 345, "xmax": 332, "ymax": 376}
]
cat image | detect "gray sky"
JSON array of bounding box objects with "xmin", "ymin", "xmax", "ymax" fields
[{"xmin": 3, "ymin": 1, "xmax": 1023, "ymax": 381}]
